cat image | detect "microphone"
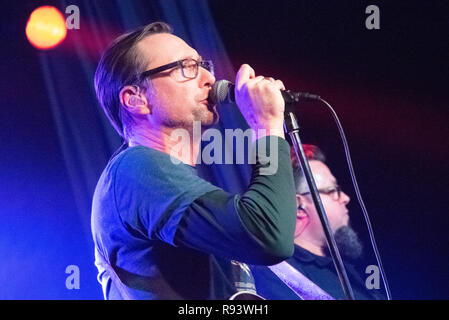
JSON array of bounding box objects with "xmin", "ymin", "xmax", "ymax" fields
[{"xmin": 209, "ymin": 80, "xmax": 320, "ymax": 105}]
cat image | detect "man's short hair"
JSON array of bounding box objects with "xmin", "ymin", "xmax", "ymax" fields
[
  {"xmin": 94, "ymin": 21, "xmax": 173, "ymax": 140},
  {"xmin": 291, "ymin": 144, "xmax": 326, "ymax": 194}
]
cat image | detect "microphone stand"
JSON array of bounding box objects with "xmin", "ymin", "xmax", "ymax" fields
[{"xmin": 283, "ymin": 105, "xmax": 355, "ymax": 300}]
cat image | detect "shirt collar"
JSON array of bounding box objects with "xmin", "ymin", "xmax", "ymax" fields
[{"xmin": 292, "ymin": 245, "xmax": 332, "ymax": 267}]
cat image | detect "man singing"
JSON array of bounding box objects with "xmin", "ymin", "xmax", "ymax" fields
[{"xmin": 91, "ymin": 21, "xmax": 297, "ymax": 299}]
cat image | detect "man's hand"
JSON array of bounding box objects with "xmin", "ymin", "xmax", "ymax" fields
[{"xmin": 234, "ymin": 64, "xmax": 286, "ymax": 139}]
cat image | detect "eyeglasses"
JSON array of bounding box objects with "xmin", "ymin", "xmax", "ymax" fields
[
  {"xmin": 137, "ymin": 58, "xmax": 214, "ymax": 82},
  {"xmin": 300, "ymin": 185, "xmax": 342, "ymax": 201}
]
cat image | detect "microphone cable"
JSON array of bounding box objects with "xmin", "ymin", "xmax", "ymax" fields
[{"xmin": 316, "ymin": 97, "xmax": 393, "ymax": 300}]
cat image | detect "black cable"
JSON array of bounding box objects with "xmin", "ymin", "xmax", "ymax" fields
[{"xmin": 317, "ymin": 97, "xmax": 392, "ymax": 300}]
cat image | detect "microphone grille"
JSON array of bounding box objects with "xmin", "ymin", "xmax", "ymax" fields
[{"xmin": 211, "ymin": 80, "xmax": 232, "ymax": 104}]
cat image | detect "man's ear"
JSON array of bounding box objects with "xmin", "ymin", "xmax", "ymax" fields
[
  {"xmin": 296, "ymin": 194, "xmax": 308, "ymax": 219},
  {"xmin": 295, "ymin": 194, "xmax": 309, "ymax": 237},
  {"xmin": 119, "ymin": 85, "xmax": 151, "ymax": 115}
]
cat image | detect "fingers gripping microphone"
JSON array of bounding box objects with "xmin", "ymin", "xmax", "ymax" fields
[{"xmin": 209, "ymin": 80, "xmax": 320, "ymax": 105}]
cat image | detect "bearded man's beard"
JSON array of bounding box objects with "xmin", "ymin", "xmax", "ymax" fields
[{"xmin": 322, "ymin": 225, "xmax": 364, "ymax": 262}]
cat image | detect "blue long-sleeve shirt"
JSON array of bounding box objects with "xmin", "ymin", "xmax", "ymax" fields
[{"xmin": 91, "ymin": 136, "xmax": 297, "ymax": 299}]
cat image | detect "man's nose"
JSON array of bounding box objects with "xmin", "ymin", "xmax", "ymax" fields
[
  {"xmin": 199, "ymin": 66, "xmax": 215, "ymax": 87},
  {"xmin": 340, "ymin": 191, "xmax": 350, "ymax": 205}
]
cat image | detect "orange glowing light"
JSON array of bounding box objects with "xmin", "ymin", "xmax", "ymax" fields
[{"xmin": 25, "ymin": 6, "xmax": 67, "ymax": 49}]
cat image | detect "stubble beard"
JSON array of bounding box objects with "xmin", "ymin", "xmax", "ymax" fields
[
  {"xmin": 160, "ymin": 102, "xmax": 218, "ymax": 130},
  {"xmin": 192, "ymin": 103, "xmax": 219, "ymax": 129}
]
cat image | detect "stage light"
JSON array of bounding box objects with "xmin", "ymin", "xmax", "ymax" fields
[{"xmin": 25, "ymin": 6, "xmax": 67, "ymax": 50}]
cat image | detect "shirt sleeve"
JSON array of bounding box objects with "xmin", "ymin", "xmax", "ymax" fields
[
  {"xmin": 112, "ymin": 146, "xmax": 221, "ymax": 245},
  {"xmin": 174, "ymin": 136, "xmax": 297, "ymax": 265}
]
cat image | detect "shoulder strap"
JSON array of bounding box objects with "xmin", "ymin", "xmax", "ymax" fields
[{"xmin": 268, "ymin": 261, "xmax": 335, "ymax": 300}]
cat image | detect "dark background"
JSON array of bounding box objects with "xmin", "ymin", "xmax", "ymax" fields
[{"xmin": 0, "ymin": 0, "xmax": 447, "ymax": 299}]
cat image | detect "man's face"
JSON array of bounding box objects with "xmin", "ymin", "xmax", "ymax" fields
[
  {"xmin": 298, "ymin": 160, "xmax": 351, "ymax": 240},
  {"xmin": 136, "ymin": 33, "xmax": 217, "ymax": 130}
]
